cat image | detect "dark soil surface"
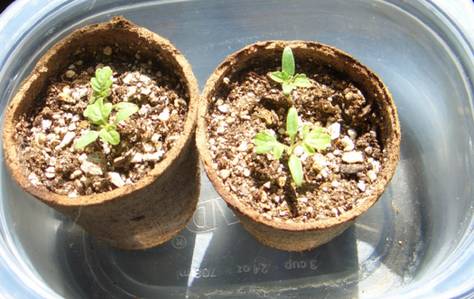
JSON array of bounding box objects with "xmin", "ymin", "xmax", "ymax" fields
[
  {"xmin": 206, "ymin": 64, "xmax": 385, "ymax": 223},
  {"xmin": 16, "ymin": 45, "xmax": 188, "ymax": 197}
]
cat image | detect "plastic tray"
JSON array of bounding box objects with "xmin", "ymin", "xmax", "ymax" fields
[{"xmin": 0, "ymin": 0, "xmax": 473, "ymax": 298}]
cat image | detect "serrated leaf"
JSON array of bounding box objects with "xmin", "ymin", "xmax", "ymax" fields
[
  {"xmin": 99, "ymin": 128, "xmax": 120, "ymax": 145},
  {"xmin": 268, "ymin": 71, "xmax": 286, "ymax": 83},
  {"xmin": 83, "ymin": 102, "xmax": 104, "ymax": 124},
  {"xmin": 286, "ymin": 107, "xmax": 298, "ymax": 141},
  {"xmin": 304, "ymin": 128, "xmax": 331, "ymax": 151},
  {"xmin": 293, "ymin": 74, "xmax": 312, "ymax": 88},
  {"xmin": 90, "ymin": 78, "xmax": 102, "ymax": 94},
  {"xmin": 96, "ymin": 67, "xmax": 113, "ymax": 84},
  {"xmin": 91, "ymin": 67, "xmax": 113, "ymax": 100},
  {"xmin": 282, "ymin": 46, "xmax": 295, "ymax": 76},
  {"xmin": 114, "ymin": 102, "xmax": 139, "ymax": 123},
  {"xmin": 282, "ymin": 82, "xmax": 294, "ymax": 95},
  {"xmin": 288, "ymin": 154, "xmax": 303, "ymax": 187},
  {"xmin": 75, "ymin": 130, "xmax": 99, "ymax": 149}
]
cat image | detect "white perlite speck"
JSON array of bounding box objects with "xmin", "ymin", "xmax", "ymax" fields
[
  {"xmin": 45, "ymin": 167, "xmax": 56, "ymax": 179},
  {"xmin": 68, "ymin": 191, "xmax": 78, "ymax": 198},
  {"xmin": 72, "ymin": 87, "xmax": 88, "ymax": 100},
  {"xmin": 216, "ymin": 126, "xmax": 226, "ymax": 134},
  {"xmin": 293, "ymin": 145, "xmax": 305, "ymax": 157},
  {"xmin": 357, "ymin": 180, "xmax": 366, "ymax": 192},
  {"xmin": 138, "ymin": 104, "xmax": 151, "ymax": 116},
  {"xmin": 143, "ymin": 143, "xmax": 155, "ymax": 153},
  {"xmin": 219, "ymin": 169, "xmax": 231, "ymax": 179},
  {"xmin": 131, "ymin": 153, "xmax": 144, "ymax": 163},
  {"xmin": 151, "ymin": 133, "xmax": 161, "ymax": 143},
  {"xmin": 28, "ymin": 173, "xmax": 42, "ymax": 186},
  {"xmin": 41, "ymin": 119, "xmax": 52, "ymax": 130},
  {"xmin": 122, "ymin": 73, "xmax": 135, "ymax": 84},
  {"xmin": 140, "ymin": 87, "xmax": 151, "ymax": 95},
  {"xmin": 158, "ymin": 108, "xmax": 170, "ymax": 121},
  {"xmin": 139, "ymin": 74, "xmax": 152, "ymax": 84},
  {"xmin": 69, "ymin": 169, "xmax": 82, "ymax": 180},
  {"xmin": 237, "ymin": 142, "xmax": 248, "ymax": 152},
  {"xmin": 312, "ymin": 153, "xmax": 328, "ymax": 170},
  {"xmin": 320, "ymin": 167, "xmax": 330, "ymax": 178},
  {"xmin": 108, "ymin": 172, "xmax": 125, "ymax": 187},
  {"xmin": 342, "ymin": 151, "xmax": 364, "ymax": 163},
  {"xmin": 348, "ymin": 129, "xmax": 357, "ymax": 140},
  {"xmin": 55, "ymin": 131, "xmax": 75, "ymax": 150},
  {"xmin": 217, "ymin": 104, "xmax": 230, "ymax": 113},
  {"xmin": 327, "ymin": 123, "xmax": 341, "ymax": 140},
  {"xmin": 80, "ymin": 160, "xmax": 103, "ymax": 176},
  {"xmin": 143, "ymin": 150, "xmax": 164, "ymax": 161},
  {"xmin": 298, "ymin": 197, "xmax": 308, "ymax": 203},
  {"xmin": 340, "ymin": 135, "xmax": 355, "ymax": 151},
  {"xmin": 367, "ymin": 170, "xmax": 377, "ymax": 182},
  {"xmin": 371, "ymin": 159, "xmax": 381, "ymax": 173}
]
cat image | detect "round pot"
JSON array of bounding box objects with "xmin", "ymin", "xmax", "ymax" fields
[
  {"xmin": 197, "ymin": 40, "xmax": 400, "ymax": 251},
  {"xmin": 2, "ymin": 17, "xmax": 200, "ymax": 250}
]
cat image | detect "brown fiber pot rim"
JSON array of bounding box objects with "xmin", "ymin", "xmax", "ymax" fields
[
  {"xmin": 2, "ymin": 17, "xmax": 199, "ymax": 207},
  {"xmin": 197, "ymin": 40, "xmax": 401, "ymax": 232}
]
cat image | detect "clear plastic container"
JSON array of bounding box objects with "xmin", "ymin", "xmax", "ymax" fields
[{"xmin": 0, "ymin": 0, "xmax": 473, "ymax": 298}]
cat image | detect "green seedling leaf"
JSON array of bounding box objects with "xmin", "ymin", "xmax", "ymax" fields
[
  {"xmin": 80, "ymin": 65, "xmax": 135, "ymax": 150},
  {"xmin": 288, "ymin": 154, "xmax": 303, "ymax": 187},
  {"xmin": 304, "ymin": 127, "xmax": 331, "ymax": 151},
  {"xmin": 282, "ymin": 46, "xmax": 295, "ymax": 77},
  {"xmin": 75, "ymin": 130, "xmax": 99, "ymax": 149},
  {"xmin": 254, "ymin": 131, "xmax": 277, "ymax": 143},
  {"xmin": 254, "ymin": 131, "xmax": 277, "ymax": 153},
  {"xmin": 83, "ymin": 101, "xmax": 104, "ymax": 124},
  {"xmin": 99, "ymin": 127, "xmax": 120, "ymax": 145},
  {"xmin": 272, "ymin": 142, "xmax": 286, "ymax": 160},
  {"xmin": 282, "ymin": 82, "xmax": 294, "ymax": 95},
  {"xmin": 293, "ymin": 74, "xmax": 312, "ymax": 88},
  {"xmin": 302, "ymin": 142, "xmax": 315, "ymax": 154},
  {"xmin": 301, "ymin": 124, "xmax": 311, "ymax": 139},
  {"xmin": 96, "ymin": 67, "xmax": 113, "ymax": 86},
  {"xmin": 286, "ymin": 107, "xmax": 298, "ymax": 141},
  {"xmin": 253, "ymin": 131, "xmax": 286, "ymax": 159},
  {"xmin": 95, "ymin": 97, "xmax": 112, "ymax": 121},
  {"xmin": 114, "ymin": 102, "xmax": 139, "ymax": 123},
  {"xmin": 90, "ymin": 67, "xmax": 113, "ymax": 101},
  {"xmin": 268, "ymin": 71, "xmax": 287, "ymax": 83},
  {"xmin": 90, "ymin": 78, "xmax": 102, "ymax": 94}
]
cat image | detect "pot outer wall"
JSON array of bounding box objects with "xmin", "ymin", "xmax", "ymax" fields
[
  {"xmin": 2, "ymin": 17, "xmax": 200, "ymax": 250},
  {"xmin": 198, "ymin": 40, "xmax": 401, "ymax": 251}
]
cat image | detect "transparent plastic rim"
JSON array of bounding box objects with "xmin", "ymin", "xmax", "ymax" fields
[{"xmin": 0, "ymin": 0, "xmax": 472, "ymax": 298}]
